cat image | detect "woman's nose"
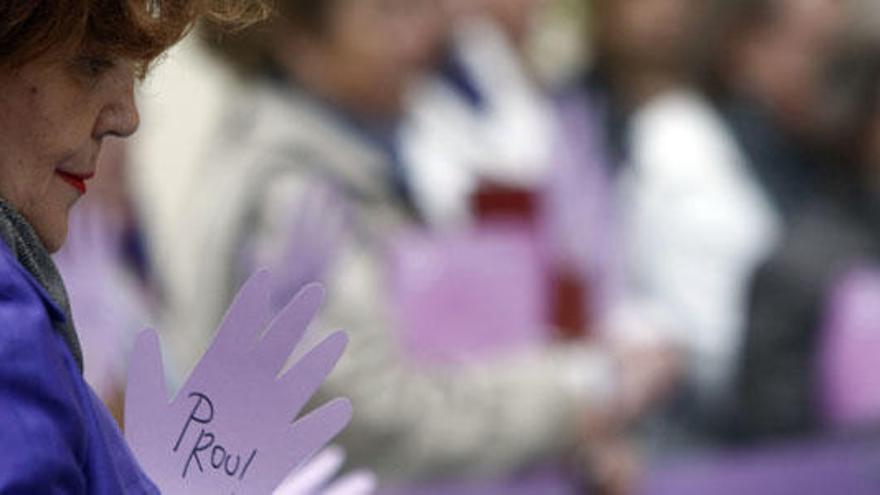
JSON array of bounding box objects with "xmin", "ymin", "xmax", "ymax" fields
[{"xmin": 93, "ymin": 67, "xmax": 140, "ymax": 139}]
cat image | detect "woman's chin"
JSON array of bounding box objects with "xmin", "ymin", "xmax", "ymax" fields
[
  {"xmin": 40, "ymin": 225, "xmax": 68, "ymax": 254},
  {"xmin": 39, "ymin": 191, "xmax": 81, "ymax": 253},
  {"xmin": 30, "ymin": 209, "xmax": 71, "ymax": 254}
]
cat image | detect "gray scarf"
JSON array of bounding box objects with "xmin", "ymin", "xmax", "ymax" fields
[{"xmin": 0, "ymin": 200, "xmax": 83, "ymax": 372}]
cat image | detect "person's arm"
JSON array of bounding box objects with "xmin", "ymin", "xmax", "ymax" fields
[
  {"xmin": 734, "ymin": 208, "xmax": 859, "ymax": 442},
  {"xmin": 617, "ymin": 94, "xmax": 781, "ymax": 413},
  {"xmin": 0, "ymin": 268, "xmax": 86, "ymax": 493},
  {"xmin": 735, "ymin": 257, "xmax": 821, "ymax": 441}
]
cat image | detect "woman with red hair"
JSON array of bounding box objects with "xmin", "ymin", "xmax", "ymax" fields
[{"xmin": 0, "ymin": 1, "xmax": 263, "ymax": 492}]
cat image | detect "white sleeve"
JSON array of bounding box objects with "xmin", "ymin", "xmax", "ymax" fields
[{"xmin": 614, "ymin": 93, "xmax": 780, "ymax": 407}]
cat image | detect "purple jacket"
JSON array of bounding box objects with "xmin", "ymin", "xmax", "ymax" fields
[{"xmin": 0, "ymin": 241, "xmax": 158, "ymax": 493}]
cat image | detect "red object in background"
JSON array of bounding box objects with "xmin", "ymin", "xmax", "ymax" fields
[
  {"xmin": 471, "ymin": 181, "xmax": 538, "ymax": 221},
  {"xmin": 549, "ymin": 264, "xmax": 589, "ymax": 341},
  {"xmin": 471, "ymin": 181, "xmax": 589, "ymax": 341}
]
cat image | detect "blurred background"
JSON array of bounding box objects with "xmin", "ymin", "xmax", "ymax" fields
[{"xmin": 55, "ymin": 0, "xmax": 880, "ymax": 493}]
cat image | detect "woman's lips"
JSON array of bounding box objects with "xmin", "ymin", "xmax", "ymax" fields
[{"xmin": 56, "ymin": 171, "xmax": 92, "ymax": 194}]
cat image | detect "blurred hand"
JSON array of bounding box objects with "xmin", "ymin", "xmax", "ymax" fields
[
  {"xmin": 577, "ymin": 342, "xmax": 681, "ymax": 434},
  {"xmin": 613, "ymin": 343, "xmax": 682, "ymax": 422},
  {"xmin": 577, "ymin": 398, "xmax": 643, "ymax": 495},
  {"xmin": 574, "ymin": 342, "xmax": 681, "ymax": 494},
  {"xmin": 274, "ymin": 446, "xmax": 376, "ymax": 495},
  {"xmin": 582, "ymin": 433, "xmax": 642, "ymax": 495}
]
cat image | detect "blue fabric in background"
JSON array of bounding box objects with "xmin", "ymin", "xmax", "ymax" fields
[{"xmin": 0, "ymin": 242, "xmax": 158, "ymax": 494}]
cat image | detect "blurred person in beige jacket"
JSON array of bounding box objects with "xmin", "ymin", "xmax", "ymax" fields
[{"xmin": 167, "ymin": 0, "xmax": 676, "ymax": 486}]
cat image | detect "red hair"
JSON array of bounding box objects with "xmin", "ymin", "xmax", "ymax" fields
[{"xmin": 0, "ymin": 0, "xmax": 270, "ymax": 73}]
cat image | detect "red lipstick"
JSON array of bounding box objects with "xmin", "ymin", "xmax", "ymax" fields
[{"xmin": 56, "ymin": 171, "xmax": 92, "ymax": 194}]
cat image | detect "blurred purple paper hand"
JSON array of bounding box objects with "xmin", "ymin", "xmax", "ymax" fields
[
  {"xmin": 125, "ymin": 271, "xmax": 352, "ymax": 494},
  {"xmin": 55, "ymin": 203, "xmax": 148, "ymax": 405},
  {"xmin": 274, "ymin": 446, "xmax": 376, "ymax": 495},
  {"xmin": 241, "ymin": 183, "xmax": 349, "ymax": 315}
]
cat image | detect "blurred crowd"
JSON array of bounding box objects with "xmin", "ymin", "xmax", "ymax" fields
[{"xmin": 55, "ymin": 0, "xmax": 880, "ymax": 493}]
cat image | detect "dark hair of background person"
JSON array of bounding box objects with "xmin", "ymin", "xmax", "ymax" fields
[
  {"xmin": 692, "ymin": 0, "xmax": 780, "ymax": 100},
  {"xmin": 0, "ymin": 0, "xmax": 270, "ymax": 76},
  {"xmin": 202, "ymin": 0, "xmax": 338, "ymax": 77},
  {"xmin": 822, "ymin": 41, "xmax": 880, "ymax": 178},
  {"xmin": 586, "ymin": 0, "xmax": 710, "ymax": 110}
]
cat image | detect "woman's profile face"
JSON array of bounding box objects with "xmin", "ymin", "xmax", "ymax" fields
[{"xmin": 0, "ymin": 51, "xmax": 139, "ymax": 252}]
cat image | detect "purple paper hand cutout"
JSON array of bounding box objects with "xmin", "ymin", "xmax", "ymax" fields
[{"xmin": 125, "ymin": 271, "xmax": 352, "ymax": 494}]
